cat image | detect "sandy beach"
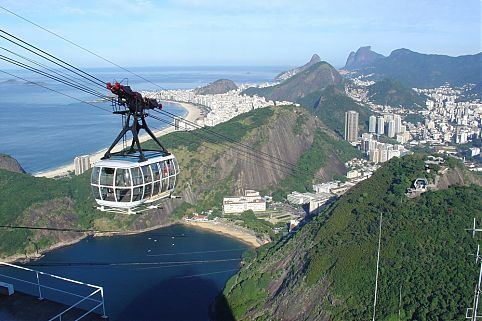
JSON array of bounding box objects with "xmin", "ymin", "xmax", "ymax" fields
[
  {"xmin": 182, "ymin": 220, "xmax": 263, "ymax": 248},
  {"xmin": 34, "ymin": 101, "xmax": 204, "ymax": 178}
]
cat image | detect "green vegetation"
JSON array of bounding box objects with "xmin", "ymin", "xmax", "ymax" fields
[
  {"xmin": 273, "ymin": 130, "xmax": 361, "ymax": 200},
  {"xmin": 404, "ymin": 113, "xmax": 425, "ymax": 125},
  {"xmin": 367, "ymin": 78, "xmax": 426, "ymax": 109},
  {"xmin": 219, "ymin": 154, "xmax": 482, "ymax": 321},
  {"xmin": 225, "ymin": 210, "xmax": 276, "ymax": 239},
  {"xmin": 305, "ymin": 86, "xmax": 371, "ymax": 137}
]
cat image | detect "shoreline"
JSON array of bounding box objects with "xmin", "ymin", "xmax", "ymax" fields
[
  {"xmin": 1, "ymin": 219, "xmax": 260, "ymax": 263},
  {"xmin": 181, "ymin": 220, "xmax": 262, "ymax": 248},
  {"xmin": 33, "ymin": 101, "xmax": 204, "ymax": 178}
]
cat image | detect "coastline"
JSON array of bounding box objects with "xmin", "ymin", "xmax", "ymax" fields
[
  {"xmin": 181, "ymin": 220, "xmax": 263, "ymax": 248},
  {"xmin": 33, "ymin": 101, "xmax": 204, "ymax": 178},
  {"xmin": 1, "ymin": 219, "xmax": 260, "ymax": 263}
]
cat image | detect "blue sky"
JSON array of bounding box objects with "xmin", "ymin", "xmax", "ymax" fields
[{"xmin": 0, "ymin": 0, "xmax": 480, "ymax": 67}]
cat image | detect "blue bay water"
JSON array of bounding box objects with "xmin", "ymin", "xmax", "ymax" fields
[
  {"xmin": 5, "ymin": 224, "xmax": 249, "ymax": 321},
  {"xmin": 0, "ymin": 66, "xmax": 285, "ymax": 173}
]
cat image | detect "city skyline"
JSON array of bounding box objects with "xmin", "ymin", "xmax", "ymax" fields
[{"xmin": 0, "ymin": 0, "xmax": 480, "ymax": 68}]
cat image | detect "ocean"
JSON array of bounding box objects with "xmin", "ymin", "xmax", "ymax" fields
[
  {"xmin": 0, "ymin": 66, "xmax": 285, "ymax": 173},
  {"xmin": 2, "ymin": 224, "xmax": 249, "ymax": 321}
]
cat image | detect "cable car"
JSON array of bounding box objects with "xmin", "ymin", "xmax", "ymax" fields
[
  {"xmin": 90, "ymin": 82, "xmax": 179, "ymax": 214},
  {"xmin": 91, "ymin": 152, "xmax": 179, "ymax": 214}
]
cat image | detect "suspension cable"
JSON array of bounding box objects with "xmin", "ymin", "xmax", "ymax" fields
[
  {"xmin": 0, "ymin": 55, "xmax": 109, "ymax": 99},
  {"xmin": 0, "ymin": 46, "xmax": 109, "ymax": 98},
  {"xmin": 0, "ymin": 69, "xmax": 111, "ymax": 113},
  {"xmin": 0, "ymin": 29, "xmax": 106, "ymax": 88}
]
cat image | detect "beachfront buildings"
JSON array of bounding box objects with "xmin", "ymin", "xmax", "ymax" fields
[
  {"xmin": 74, "ymin": 155, "xmax": 90, "ymax": 175},
  {"xmin": 146, "ymin": 85, "xmax": 293, "ymax": 127},
  {"xmin": 223, "ymin": 190, "xmax": 267, "ymax": 214}
]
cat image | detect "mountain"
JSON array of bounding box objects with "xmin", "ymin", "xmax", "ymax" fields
[
  {"xmin": 244, "ymin": 61, "xmax": 371, "ymax": 137},
  {"xmin": 343, "ymin": 46, "xmax": 385, "ymax": 70},
  {"xmin": 194, "ymin": 79, "xmax": 238, "ymax": 95},
  {"xmin": 275, "ymin": 54, "xmax": 321, "ymax": 82},
  {"xmin": 346, "ymin": 47, "xmax": 482, "ymax": 88},
  {"xmin": 0, "ymin": 105, "xmax": 358, "ymax": 259},
  {"xmin": 213, "ymin": 155, "xmax": 482, "ymax": 321},
  {"xmin": 366, "ymin": 78, "xmax": 427, "ymax": 109},
  {"xmin": 243, "ymin": 61, "xmax": 343, "ymax": 103}
]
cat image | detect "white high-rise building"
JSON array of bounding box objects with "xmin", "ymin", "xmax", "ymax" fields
[
  {"xmin": 369, "ymin": 115, "xmax": 377, "ymax": 133},
  {"xmin": 74, "ymin": 155, "xmax": 90, "ymax": 176},
  {"xmin": 387, "ymin": 120, "xmax": 396, "ymax": 138},
  {"xmin": 377, "ymin": 116, "xmax": 385, "ymax": 135},
  {"xmin": 394, "ymin": 114, "xmax": 402, "ymax": 134},
  {"xmin": 344, "ymin": 111, "xmax": 359, "ymax": 143}
]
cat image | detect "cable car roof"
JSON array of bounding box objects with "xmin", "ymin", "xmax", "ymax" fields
[{"xmin": 94, "ymin": 151, "xmax": 174, "ymax": 168}]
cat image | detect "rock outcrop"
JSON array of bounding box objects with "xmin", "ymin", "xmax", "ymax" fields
[{"xmin": 0, "ymin": 155, "xmax": 25, "ymax": 173}]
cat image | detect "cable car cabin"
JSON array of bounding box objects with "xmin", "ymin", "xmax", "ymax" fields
[{"xmin": 90, "ymin": 152, "xmax": 179, "ymax": 214}]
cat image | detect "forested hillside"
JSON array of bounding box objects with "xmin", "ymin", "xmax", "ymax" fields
[{"xmin": 214, "ymin": 155, "xmax": 482, "ymax": 321}]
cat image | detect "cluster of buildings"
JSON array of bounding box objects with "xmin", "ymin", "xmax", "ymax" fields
[
  {"xmin": 411, "ymin": 85, "xmax": 481, "ymax": 145},
  {"xmin": 146, "ymin": 85, "xmax": 293, "ymax": 127},
  {"xmin": 223, "ymin": 190, "xmax": 267, "ymax": 214},
  {"xmin": 287, "ymin": 158, "xmax": 379, "ymax": 214},
  {"xmin": 345, "ymin": 110, "xmax": 410, "ymax": 163}
]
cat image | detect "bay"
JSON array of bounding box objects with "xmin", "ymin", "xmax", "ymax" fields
[{"xmin": 12, "ymin": 224, "xmax": 249, "ymax": 321}]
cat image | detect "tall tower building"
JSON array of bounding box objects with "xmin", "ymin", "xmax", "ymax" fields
[
  {"xmin": 387, "ymin": 120, "xmax": 396, "ymax": 138},
  {"xmin": 369, "ymin": 115, "xmax": 377, "ymax": 133},
  {"xmin": 394, "ymin": 114, "xmax": 402, "ymax": 134},
  {"xmin": 344, "ymin": 111, "xmax": 359, "ymax": 143},
  {"xmin": 377, "ymin": 116, "xmax": 385, "ymax": 135}
]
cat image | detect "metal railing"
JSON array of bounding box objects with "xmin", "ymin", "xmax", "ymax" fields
[{"xmin": 0, "ymin": 262, "xmax": 107, "ymax": 321}]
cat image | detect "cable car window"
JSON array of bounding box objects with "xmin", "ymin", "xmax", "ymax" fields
[
  {"xmin": 144, "ymin": 183, "xmax": 152, "ymax": 198},
  {"xmin": 131, "ymin": 167, "xmax": 143, "ymax": 186},
  {"xmin": 132, "ymin": 187, "xmax": 143, "ymax": 201},
  {"xmin": 161, "ymin": 176, "xmax": 168, "ymax": 193},
  {"xmin": 160, "ymin": 161, "xmax": 169, "ymax": 178},
  {"xmin": 115, "ymin": 168, "xmax": 131, "ymax": 187},
  {"xmin": 168, "ymin": 175, "xmax": 175, "ymax": 190},
  {"xmin": 168, "ymin": 160, "xmax": 175, "ymax": 177},
  {"xmin": 92, "ymin": 186, "xmax": 101, "ymax": 199},
  {"xmin": 100, "ymin": 167, "xmax": 115, "ymax": 186},
  {"xmin": 150, "ymin": 163, "xmax": 160, "ymax": 181},
  {"xmin": 100, "ymin": 187, "xmax": 115, "ymax": 201},
  {"xmin": 91, "ymin": 167, "xmax": 100, "ymax": 185},
  {"xmin": 116, "ymin": 188, "xmax": 132, "ymax": 202},
  {"xmin": 142, "ymin": 165, "xmax": 152, "ymax": 183},
  {"xmin": 153, "ymin": 181, "xmax": 160, "ymax": 195}
]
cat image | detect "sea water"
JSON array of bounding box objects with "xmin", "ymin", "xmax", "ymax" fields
[
  {"xmin": 0, "ymin": 66, "xmax": 285, "ymax": 173},
  {"xmin": 4, "ymin": 224, "xmax": 249, "ymax": 321}
]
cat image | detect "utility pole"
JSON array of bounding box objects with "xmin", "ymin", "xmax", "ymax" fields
[
  {"xmin": 372, "ymin": 212, "xmax": 383, "ymax": 321},
  {"xmin": 398, "ymin": 285, "xmax": 402, "ymax": 321},
  {"xmin": 466, "ymin": 218, "xmax": 482, "ymax": 320}
]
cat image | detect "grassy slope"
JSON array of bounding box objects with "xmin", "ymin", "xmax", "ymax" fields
[{"xmin": 220, "ymin": 155, "xmax": 482, "ymax": 321}]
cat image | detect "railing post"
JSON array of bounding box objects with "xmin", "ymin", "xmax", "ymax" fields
[
  {"xmin": 36, "ymin": 271, "xmax": 43, "ymax": 300},
  {"xmin": 100, "ymin": 287, "xmax": 108, "ymax": 319}
]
